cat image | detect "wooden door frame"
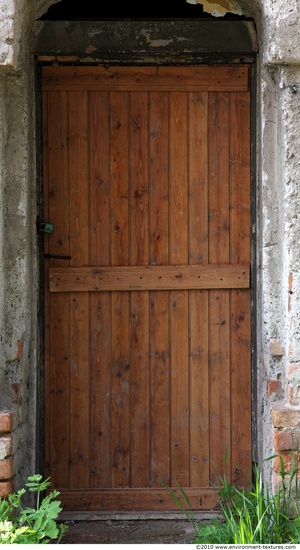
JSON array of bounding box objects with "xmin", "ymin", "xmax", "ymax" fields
[{"xmin": 34, "ymin": 18, "xmax": 258, "ymax": 481}]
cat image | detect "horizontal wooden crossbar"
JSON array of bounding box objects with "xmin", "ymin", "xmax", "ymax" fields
[
  {"xmin": 55, "ymin": 487, "xmax": 220, "ymax": 512},
  {"xmin": 49, "ymin": 264, "xmax": 250, "ymax": 292},
  {"xmin": 42, "ymin": 65, "xmax": 249, "ymax": 92}
]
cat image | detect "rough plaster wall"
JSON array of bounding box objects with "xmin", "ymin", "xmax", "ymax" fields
[
  {"xmin": 188, "ymin": 0, "xmax": 300, "ymax": 63},
  {"xmin": 187, "ymin": 0, "xmax": 243, "ymax": 17},
  {"xmin": 256, "ymin": 66, "xmax": 284, "ymax": 475},
  {"xmin": 0, "ymin": 0, "xmax": 14, "ymax": 65},
  {"xmin": 278, "ymin": 66, "xmax": 300, "ymax": 391},
  {"xmin": 1, "ymin": 72, "xmax": 37, "ymax": 486},
  {"xmin": 34, "ymin": 0, "xmax": 60, "ymax": 20},
  {"xmin": 0, "ymin": 76, "xmax": 6, "ymax": 405},
  {"xmin": 1, "ymin": 0, "xmax": 300, "ymax": 496},
  {"xmin": 257, "ymin": 1, "xmax": 300, "ymax": 486},
  {"xmin": 188, "ymin": 0, "xmax": 260, "ymax": 19},
  {"xmin": 263, "ymin": 2, "xmax": 300, "ymax": 65},
  {"xmin": 0, "ymin": 0, "xmax": 38, "ymax": 489}
]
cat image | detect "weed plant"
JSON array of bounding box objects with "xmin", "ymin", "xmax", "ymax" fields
[
  {"xmin": 168, "ymin": 452, "xmax": 300, "ymax": 544},
  {"xmin": 0, "ymin": 474, "xmax": 68, "ymax": 544}
]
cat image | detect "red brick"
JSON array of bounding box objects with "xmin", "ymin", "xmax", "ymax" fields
[
  {"xmin": 269, "ymin": 340, "xmax": 285, "ymax": 356},
  {"xmin": 273, "ymin": 452, "xmax": 300, "ymax": 473},
  {"xmin": 272, "ymin": 405, "xmax": 300, "ymax": 428},
  {"xmin": 16, "ymin": 340, "xmax": 24, "ymax": 361},
  {"xmin": 0, "ymin": 481, "xmax": 12, "ymax": 497},
  {"xmin": 288, "ymin": 273, "xmax": 294, "ymax": 293},
  {"xmin": 11, "ymin": 383, "xmax": 20, "ymax": 400},
  {"xmin": 274, "ymin": 430, "xmax": 300, "ymax": 451},
  {"xmin": 268, "ymin": 380, "xmax": 283, "ymax": 399},
  {"xmin": 0, "ymin": 412, "xmax": 14, "ymax": 433},
  {"xmin": 0, "ymin": 458, "xmax": 13, "ymax": 480}
]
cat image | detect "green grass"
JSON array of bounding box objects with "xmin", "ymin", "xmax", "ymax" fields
[{"xmin": 167, "ymin": 451, "xmax": 300, "ymax": 544}]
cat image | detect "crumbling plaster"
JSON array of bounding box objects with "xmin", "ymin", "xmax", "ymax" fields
[{"xmin": 0, "ymin": 0, "xmax": 299, "ymax": 493}]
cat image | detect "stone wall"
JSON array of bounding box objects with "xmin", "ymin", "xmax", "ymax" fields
[{"xmin": 0, "ymin": 0, "xmax": 39, "ymax": 493}]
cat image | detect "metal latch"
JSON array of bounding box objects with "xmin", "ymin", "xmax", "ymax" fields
[
  {"xmin": 39, "ymin": 222, "xmax": 54, "ymax": 234},
  {"xmin": 44, "ymin": 253, "xmax": 71, "ymax": 260}
]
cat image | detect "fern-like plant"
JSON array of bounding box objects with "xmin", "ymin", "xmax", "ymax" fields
[{"xmin": 0, "ymin": 474, "xmax": 68, "ymax": 544}]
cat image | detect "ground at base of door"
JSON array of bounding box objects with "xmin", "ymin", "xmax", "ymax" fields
[{"xmin": 59, "ymin": 519, "xmax": 199, "ymax": 544}]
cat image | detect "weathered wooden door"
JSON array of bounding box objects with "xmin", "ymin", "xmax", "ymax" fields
[{"xmin": 42, "ymin": 65, "xmax": 252, "ymax": 512}]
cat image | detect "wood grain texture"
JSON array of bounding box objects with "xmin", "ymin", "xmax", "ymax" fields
[
  {"xmin": 43, "ymin": 90, "xmax": 50, "ymax": 482},
  {"xmin": 45, "ymin": 90, "xmax": 70, "ymax": 488},
  {"xmin": 49, "ymin": 264, "xmax": 250, "ymax": 292},
  {"xmin": 148, "ymin": 91, "xmax": 170, "ymax": 487},
  {"xmin": 229, "ymin": 91, "xmax": 251, "ymax": 486},
  {"xmin": 68, "ymin": 91, "xmax": 90, "ymax": 488},
  {"xmin": 188, "ymin": 92, "xmax": 210, "ymax": 486},
  {"xmin": 57, "ymin": 487, "xmax": 220, "ymax": 511},
  {"xmin": 110, "ymin": 91, "xmax": 130, "ymax": 488},
  {"xmin": 89, "ymin": 91, "xmax": 111, "ymax": 488},
  {"xmin": 42, "ymin": 65, "xmax": 249, "ymax": 92},
  {"xmin": 43, "ymin": 65, "xmax": 252, "ymax": 511},
  {"xmin": 130, "ymin": 91, "xmax": 150, "ymax": 487},
  {"xmin": 208, "ymin": 91, "xmax": 231, "ymax": 484}
]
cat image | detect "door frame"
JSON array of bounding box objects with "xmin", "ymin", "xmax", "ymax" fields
[{"xmin": 34, "ymin": 17, "xmax": 258, "ymax": 482}]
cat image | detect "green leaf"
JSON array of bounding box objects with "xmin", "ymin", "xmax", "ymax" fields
[
  {"xmin": 0, "ymin": 500, "xmax": 10, "ymax": 521},
  {"xmin": 43, "ymin": 518, "xmax": 59, "ymax": 539},
  {"xmin": 42, "ymin": 500, "xmax": 62, "ymax": 519},
  {"xmin": 0, "ymin": 474, "xmax": 68, "ymax": 544}
]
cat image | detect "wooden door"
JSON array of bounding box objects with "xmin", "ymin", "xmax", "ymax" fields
[{"xmin": 42, "ymin": 65, "xmax": 252, "ymax": 512}]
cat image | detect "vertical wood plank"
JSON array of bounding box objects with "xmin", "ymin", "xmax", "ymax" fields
[
  {"xmin": 149, "ymin": 92, "xmax": 170, "ymax": 486},
  {"xmin": 230, "ymin": 92, "xmax": 251, "ymax": 266},
  {"xmin": 111, "ymin": 92, "xmax": 129, "ymax": 262},
  {"xmin": 230, "ymin": 92, "xmax": 252, "ymax": 484},
  {"xmin": 188, "ymin": 92, "xmax": 209, "ymax": 267},
  {"xmin": 209, "ymin": 290, "xmax": 231, "ymax": 485},
  {"xmin": 110, "ymin": 91, "xmax": 130, "ymax": 487},
  {"xmin": 170, "ymin": 92, "xmax": 189, "ymax": 487},
  {"xmin": 170, "ymin": 289, "xmax": 189, "ymax": 487},
  {"xmin": 43, "ymin": 91, "xmax": 50, "ymax": 480},
  {"xmin": 130, "ymin": 293, "xmax": 150, "ymax": 486},
  {"xmin": 208, "ymin": 92, "xmax": 231, "ymax": 484},
  {"xmin": 230, "ymin": 289, "xmax": 251, "ymax": 484},
  {"xmin": 46, "ymin": 90, "xmax": 70, "ymax": 488},
  {"xmin": 149, "ymin": 292, "xmax": 170, "ymax": 486},
  {"xmin": 189, "ymin": 290, "xmax": 210, "ymax": 485},
  {"xmin": 130, "ymin": 92, "xmax": 149, "ymax": 267},
  {"xmin": 130, "ymin": 92, "xmax": 150, "ymax": 487},
  {"xmin": 89, "ymin": 91, "xmax": 111, "ymax": 488},
  {"xmin": 111, "ymin": 292, "xmax": 130, "ymax": 488},
  {"xmin": 208, "ymin": 92, "xmax": 230, "ymax": 264},
  {"xmin": 69, "ymin": 91, "xmax": 90, "ymax": 488},
  {"xmin": 188, "ymin": 92, "xmax": 210, "ymax": 486}
]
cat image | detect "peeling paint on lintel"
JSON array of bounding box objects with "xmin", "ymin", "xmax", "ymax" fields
[{"xmin": 186, "ymin": 0, "xmax": 242, "ymax": 18}]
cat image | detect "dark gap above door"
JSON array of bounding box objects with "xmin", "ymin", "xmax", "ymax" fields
[{"xmin": 38, "ymin": 0, "xmax": 249, "ymax": 21}]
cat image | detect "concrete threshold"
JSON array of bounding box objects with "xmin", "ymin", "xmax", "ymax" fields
[{"xmin": 60, "ymin": 510, "xmax": 223, "ymax": 522}]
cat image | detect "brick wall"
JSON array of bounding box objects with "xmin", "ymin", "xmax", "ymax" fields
[
  {"xmin": 272, "ymin": 404, "xmax": 300, "ymax": 493},
  {"xmin": 0, "ymin": 411, "xmax": 14, "ymax": 497}
]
